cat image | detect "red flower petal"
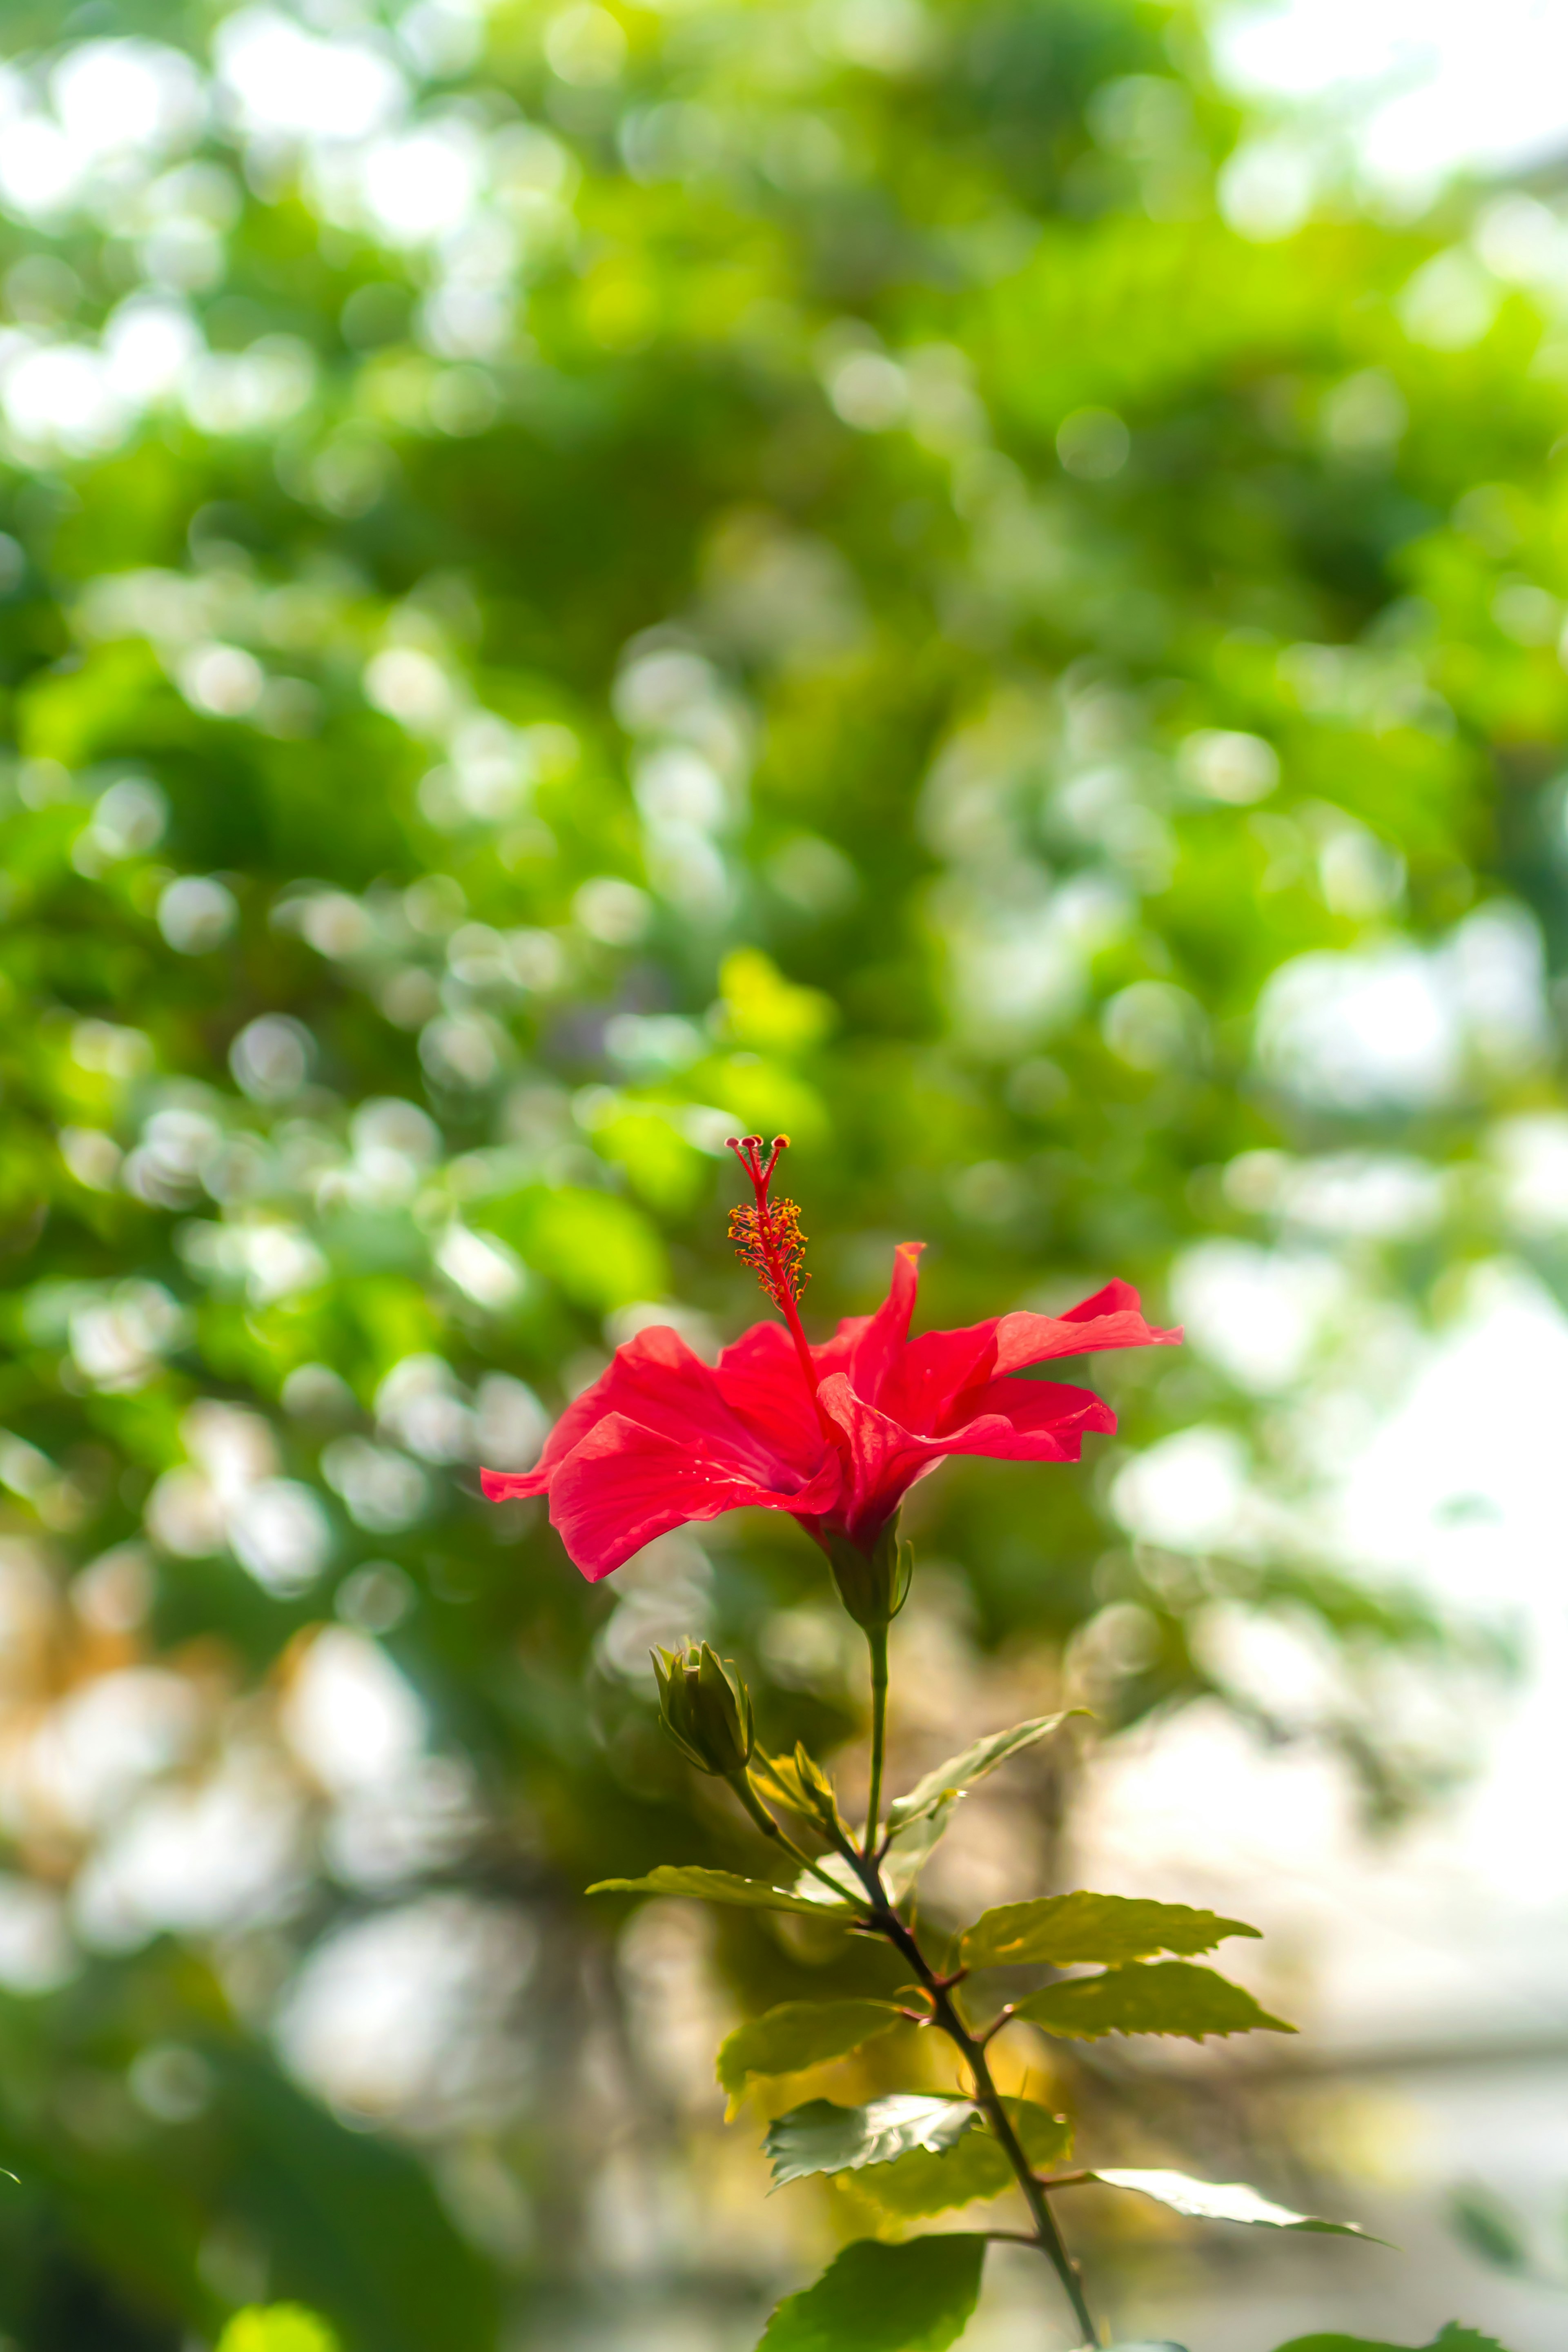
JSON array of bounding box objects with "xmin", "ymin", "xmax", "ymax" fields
[
  {"xmin": 884, "ymin": 1280, "xmax": 1179, "ymax": 1432},
  {"xmin": 811, "ymin": 1241, "xmax": 924, "ymax": 1405},
  {"xmin": 818, "ymin": 1370, "xmax": 1117, "ymax": 1547},
  {"xmin": 713, "ymin": 1321, "xmax": 825, "ymax": 1474},
  {"xmin": 519, "ymin": 1323, "xmax": 800, "ymax": 1489},
  {"xmin": 990, "ymin": 1280, "xmax": 1181, "ymax": 1378},
  {"xmin": 942, "ymin": 1375, "xmax": 1117, "ymax": 1458},
  {"xmin": 545, "ymin": 1412, "xmax": 842, "ymax": 1581}
]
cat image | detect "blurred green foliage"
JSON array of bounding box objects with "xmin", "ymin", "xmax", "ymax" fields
[{"xmin": 0, "ymin": 0, "xmax": 1563, "ymax": 2343}]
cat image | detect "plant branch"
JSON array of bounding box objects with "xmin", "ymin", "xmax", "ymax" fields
[
  {"xmin": 728, "ymin": 1771, "xmax": 868, "ymax": 1907},
  {"xmin": 863, "ymin": 1622, "xmax": 889, "ymax": 1856},
  {"xmin": 846, "ymin": 1850, "xmax": 1101, "ymax": 2348}
]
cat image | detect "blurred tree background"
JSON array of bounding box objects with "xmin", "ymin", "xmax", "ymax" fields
[{"xmin": 0, "ymin": 0, "xmax": 1564, "ymax": 2344}]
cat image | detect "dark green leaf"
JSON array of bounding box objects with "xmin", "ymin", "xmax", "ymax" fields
[
  {"xmin": 1270, "ymin": 2335, "xmax": 1508, "ymax": 2352},
  {"xmin": 764, "ymin": 2097, "xmax": 980, "ymax": 2189},
  {"xmin": 717, "ymin": 2001, "xmax": 904, "ymax": 2099},
  {"xmin": 1012, "ymin": 1962, "xmax": 1294, "ymax": 2042},
  {"xmin": 853, "ymin": 2100, "xmax": 1073, "ymax": 2218},
  {"xmin": 205, "ymin": 2042, "xmax": 498, "ymax": 2352},
  {"xmin": 756, "ymin": 2234, "xmax": 987, "ymax": 2352},
  {"xmin": 885, "ymin": 1713, "xmax": 1080, "ymax": 1832},
  {"xmin": 1094, "ymin": 2170, "xmax": 1378, "ymax": 2239},
  {"xmin": 961, "ymin": 1892, "xmax": 1261, "ymax": 1971},
  {"xmin": 1449, "ymin": 2185, "xmax": 1529, "ymax": 2272},
  {"xmin": 588, "ymin": 1866, "xmax": 861, "ymax": 1919}
]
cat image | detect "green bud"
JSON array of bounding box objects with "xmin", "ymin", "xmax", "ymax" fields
[
  {"xmin": 823, "ymin": 1517, "xmax": 913, "ymax": 1634},
  {"xmin": 651, "ymin": 1642, "xmax": 756, "ymax": 1776}
]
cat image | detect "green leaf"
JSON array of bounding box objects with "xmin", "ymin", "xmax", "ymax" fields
[
  {"xmin": 961, "ymin": 1891, "xmax": 1261, "ymax": 1971},
  {"xmin": 1094, "ymin": 2169, "xmax": 1379, "ymax": 2239},
  {"xmin": 756, "ymin": 2234, "xmax": 987, "ymax": 2352},
  {"xmin": 764, "ymin": 2096, "xmax": 981, "ymax": 2189},
  {"xmin": 885, "ymin": 1712, "xmax": 1080, "ymax": 1832},
  {"xmin": 854, "ymin": 2099, "xmax": 1074, "ymax": 2218},
  {"xmin": 218, "ymin": 2312, "xmax": 341, "ymax": 2352},
  {"xmin": 1449, "ymin": 2185, "xmax": 1529, "ymax": 2272},
  {"xmin": 587, "ymin": 1866, "xmax": 861, "ymax": 1920},
  {"xmin": 1270, "ymin": 2334, "xmax": 1509, "ymax": 2352},
  {"xmin": 1011, "ymin": 1961, "xmax": 1294, "ymax": 2042},
  {"xmin": 717, "ymin": 2000, "xmax": 905, "ymax": 2099},
  {"xmin": 882, "ymin": 1796, "xmax": 958, "ymax": 1901}
]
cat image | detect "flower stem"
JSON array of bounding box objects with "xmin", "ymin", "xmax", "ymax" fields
[
  {"xmin": 849, "ymin": 1852, "xmax": 1101, "ymax": 2348},
  {"xmin": 728, "ymin": 1772, "xmax": 866, "ymax": 1907},
  {"xmin": 863, "ymin": 1623, "xmax": 889, "ymax": 1857}
]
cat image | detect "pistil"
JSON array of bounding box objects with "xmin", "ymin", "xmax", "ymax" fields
[{"xmin": 726, "ymin": 1134, "xmax": 824, "ymax": 1409}]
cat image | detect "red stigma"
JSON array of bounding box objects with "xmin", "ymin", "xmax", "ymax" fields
[{"xmin": 726, "ymin": 1135, "xmax": 809, "ymax": 1315}]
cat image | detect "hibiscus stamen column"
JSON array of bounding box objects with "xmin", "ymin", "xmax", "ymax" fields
[{"xmin": 725, "ymin": 1135, "xmax": 824, "ymax": 1413}]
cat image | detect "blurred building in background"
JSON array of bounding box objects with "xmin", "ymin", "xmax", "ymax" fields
[{"xmin": 0, "ymin": 0, "xmax": 1566, "ymax": 2344}]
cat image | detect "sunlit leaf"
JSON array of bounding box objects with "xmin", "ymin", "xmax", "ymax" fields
[
  {"xmin": 1093, "ymin": 2169, "xmax": 1379, "ymax": 2239},
  {"xmin": 588, "ymin": 1866, "xmax": 861, "ymax": 1919},
  {"xmin": 852, "ymin": 2099, "xmax": 1073, "ymax": 2218},
  {"xmin": 881, "ymin": 1797, "xmax": 958, "ymax": 1902},
  {"xmin": 1012, "ymin": 1962, "xmax": 1293, "ymax": 2042},
  {"xmin": 218, "ymin": 2310, "xmax": 341, "ymax": 2352},
  {"xmin": 753, "ymin": 1747, "xmax": 853, "ymax": 1846},
  {"xmin": 961, "ymin": 1892, "xmax": 1261, "ymax": 1971},
  {"xmin": 886, "ymin": 1712, "xmax": 1080, "ymax": 1832},
  {"xmin": 764, "ymin": 2096, "xmax": 981, "ymax": 2189},
  {"xmin": 717, "ymin": 2000, "xmax": 905, "ymax": 2099},
  {"xmin": 756, "ymin": 2234, "xmax": 986, "ymax": 2351}
]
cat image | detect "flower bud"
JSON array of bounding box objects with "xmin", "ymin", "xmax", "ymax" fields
[
  {"xmin": 651, "ymin": 1642, "xmax": 756, "ymax": 1776},
  {"xmin": 823, "ymin": 1517, "xmax": 913, "ymax": 1634}
]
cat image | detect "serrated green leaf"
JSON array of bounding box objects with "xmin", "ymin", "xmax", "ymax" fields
[
  {"xmin": 852, "ymin": 2099, "xmax": 1074, "ymax": 2217},
  {"xmin": 885, "ymin": 1712, "xmax": 1080, "ymax": 1832},
  {"xmin": 756, "ymin": 2234, "xmax": 987, "ymax": 2352},
  {"xmin": 764, "ymin": 2096, "xmax": 981, "ymax": 2188},
  {"xmin": 960, "ymin": 1891, "xmax": 1261, "ymax": 1971},
  {"xmin": 1011, "ymin": 1960, "xmax": 1293, "ymax": 2042},
  {"xmin": 717, "ymin": 2000, "xmax": 905, "ymax": 2098},
  {"xmin": 1094, "ymin": 2169, "xmax": 1378, "ymax": 2239},
  {"xmin": 218, "ymin": 2312, "xmax": 341, "ymax": 2352},
  {"xmin": 587, "ymin": 1866, "xmax": 861, "ymax": 1920}
]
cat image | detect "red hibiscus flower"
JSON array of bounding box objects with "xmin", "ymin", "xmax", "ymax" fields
[{"xmin": 482, "ymin": 1137, "xmax": 1178, "ymax": 1581}]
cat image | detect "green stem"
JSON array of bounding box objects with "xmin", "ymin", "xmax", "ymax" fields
[
  {"xmin": 728, "ymin": 1772, "xmax": 866, "ymax": 1907},
  {"xmin": 863, "ymin": 1622, "xmax": 889, "ymax": 1858},
  {"xmin": 851, "ymin": 1852, "xmax": 1100, "ymax": 2348}
]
